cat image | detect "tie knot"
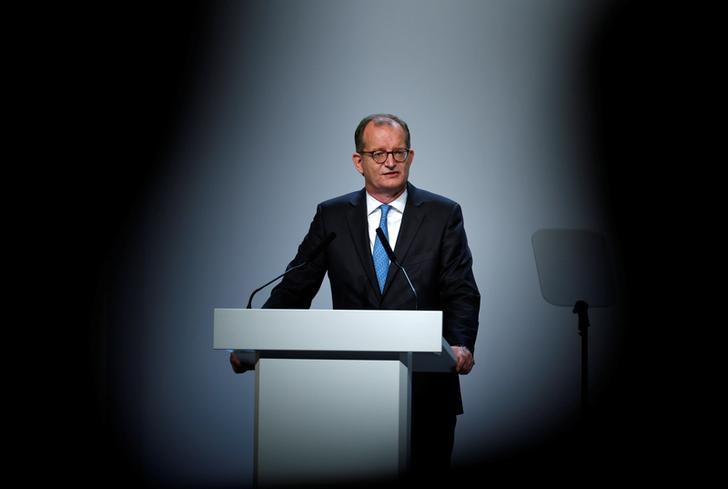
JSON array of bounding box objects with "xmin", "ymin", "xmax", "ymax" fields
[{"xmin": 379, "ymin": 204, "xmax": 390, "ymax": 227}]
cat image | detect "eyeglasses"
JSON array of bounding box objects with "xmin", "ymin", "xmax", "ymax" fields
[{"xmin": 360, "ymin": 149, "xmax": 410, "ymax": 164}]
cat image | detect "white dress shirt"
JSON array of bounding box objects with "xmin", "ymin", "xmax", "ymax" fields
[{"xmin": 366, "ymin": 190, "xmax": 407, "ymax": 253}]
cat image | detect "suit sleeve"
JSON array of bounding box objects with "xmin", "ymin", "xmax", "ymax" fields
[
  {"xmin": 262, "ymin": 205, "xmax": 329, "ymax": 309},
  {"xmin": 438, "ymin": 204, "xmax": 481, "ymax": 353}
]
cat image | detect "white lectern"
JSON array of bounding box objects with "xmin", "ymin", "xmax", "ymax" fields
[{"xmin": 213, "ymin": 308, "xmax": 455, "ymax": 487}]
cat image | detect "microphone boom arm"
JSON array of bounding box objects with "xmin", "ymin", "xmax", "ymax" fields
[
  {"xmin": 376, "ymin": 227, "xmax": 418, "ymax": 310},
  {"xmin": 244, "ymin": 232, "xmax": 336, "ymax": 309},
  {"xmin": 399, "ymin": 266, "xmax": 418, "ymax": 310},
  {"xmin": 245, "ymin": 262, "xmax": 306, "ymax": 309}
]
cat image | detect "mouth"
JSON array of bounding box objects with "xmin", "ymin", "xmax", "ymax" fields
[{"xmin": 382, "ymin": 171, "xmax": 400, "ymax": 177}]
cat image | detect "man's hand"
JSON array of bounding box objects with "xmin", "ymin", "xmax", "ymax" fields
[
  {"xmin": 230, "ymin": 351, "xmax": 256, "ymax": 374},
  {"xmin": 451, "ymin": 346, "xmax": 474, "ymax": 374}
]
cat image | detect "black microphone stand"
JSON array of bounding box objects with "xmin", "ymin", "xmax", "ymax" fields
[
  {"xmin": 245, "ymin": 262, "xmax": 306, "ymax": 308},
  {"xmin": 376, "ymin": 227, "xmax": 418, "ymax": 309},
  {"xmin": 572, "ymin": 300, "xmax": 590, "ymax": 418},
  {"xmin": 245, "ymin": 232, "xmax": 336, "ymax": 309}
]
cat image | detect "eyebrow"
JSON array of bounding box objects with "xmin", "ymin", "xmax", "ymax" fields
[{"xmin": 367, "ymin": 147, "xmax": 407, "ymax": 152}]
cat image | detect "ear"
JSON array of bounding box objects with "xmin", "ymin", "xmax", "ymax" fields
[{"xmin": 352, "ymin": 153, "xmax": 364, "ymax": 175}]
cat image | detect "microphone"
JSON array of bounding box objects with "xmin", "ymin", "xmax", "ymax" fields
[
  {"xmin": 375, "ymin": 227, "xmax": 418, "ymax": 309},
  {"xmin": 245, "ymin": 232, "xmax": 336, "ymax": 308}
]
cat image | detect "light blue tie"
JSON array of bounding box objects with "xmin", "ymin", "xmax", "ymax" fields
[{"xmin": 373, "ymin": 204, "xmax": 391, "ymax": 293}]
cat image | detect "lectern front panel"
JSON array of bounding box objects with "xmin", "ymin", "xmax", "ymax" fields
[{"xmin": 255, "ymin": 358, "xmax": 408, "ymax": 486}]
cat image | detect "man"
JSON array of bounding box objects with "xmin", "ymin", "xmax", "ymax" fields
[{"xmin": 231, "ymin": 113, "xmax": 480, "ymax": 476}]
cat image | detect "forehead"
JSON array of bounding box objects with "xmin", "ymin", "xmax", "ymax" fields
[{"xmin": 362, "ymin": 121, "xmax": 406, "ymax": 148}]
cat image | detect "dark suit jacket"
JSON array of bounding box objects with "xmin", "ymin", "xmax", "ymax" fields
[{"xmin": 264, "ymin": 182, "xmax": 481, "ymax": 415}]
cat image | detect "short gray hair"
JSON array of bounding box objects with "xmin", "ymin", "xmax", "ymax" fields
[{"xmin": 354, "ymin": 113, "xmax": 411, "ymax": 152}]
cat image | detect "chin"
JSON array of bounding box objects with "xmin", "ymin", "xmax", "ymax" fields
[
  {"xmin": 380, "ymin": 178, "xmax": 405, "ymax": 189},
  {"xmin": 382, "ymin": 185, "xmax": 406, "ymax": 196}
]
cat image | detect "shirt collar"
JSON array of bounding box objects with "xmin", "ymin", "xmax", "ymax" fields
[{"xmin": 366, "ymin": 189, "xmax": 408, "ymax": 216}]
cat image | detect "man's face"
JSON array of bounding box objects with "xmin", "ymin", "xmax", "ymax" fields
[{"xmin": 352, "ymin": 121, "xmax": 414, "ymax": 200}]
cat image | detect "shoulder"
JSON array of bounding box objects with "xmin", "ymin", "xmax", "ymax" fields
[
  {"xmin": 317, "ymin": 189, "xmax": 365, "ymax": 211},
  {"xmin": 407, "ymin": 183, "xmax": 459, "ymax": 210}
]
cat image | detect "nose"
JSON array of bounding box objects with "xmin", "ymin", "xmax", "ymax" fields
[{"xmin": 383, "ymin": 154, "xmax": 397, "ymax": 168}]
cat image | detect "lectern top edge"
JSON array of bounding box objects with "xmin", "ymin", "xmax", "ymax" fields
[{"xmin": 213, "ymin": 308, "xmax": 444, "ymax": 354}]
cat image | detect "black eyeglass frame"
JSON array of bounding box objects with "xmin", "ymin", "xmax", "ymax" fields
[{"xmin": 359, "ymin": 149, "xmax": 411, "ymax": 164}]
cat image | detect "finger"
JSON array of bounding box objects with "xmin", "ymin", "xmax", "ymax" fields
[
  {"xmin": 464, "ymin": 351, "xmax": 473, "ymax": 369},
  {"xmin": 456, "ymin": 351, "xmax": 467, "ymax": 372},
  {"xmin": 230, "ymin": 353, "xmax": 250, "ymax": 373},
  {"xmin": 461, "ymin": 351, "xmax": 474, "ymax": 374}
]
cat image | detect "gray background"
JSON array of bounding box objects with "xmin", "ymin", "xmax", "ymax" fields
[{"xmin": 79, "ymin": 0, "xmax": 663, "ymax": 486}]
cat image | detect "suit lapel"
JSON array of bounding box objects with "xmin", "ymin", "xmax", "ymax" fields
[
  {"xmin": 346, "ymin": 189, "xmax": 381, "ymax": 297},
  {"xmin": 382, "ymin": 183, "xmax": 426, "ymax": 296}
]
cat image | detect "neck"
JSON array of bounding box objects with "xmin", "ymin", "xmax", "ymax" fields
[{"xmin": 367, "ymin": 185, "xmax": 406, "ymax": 204}]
